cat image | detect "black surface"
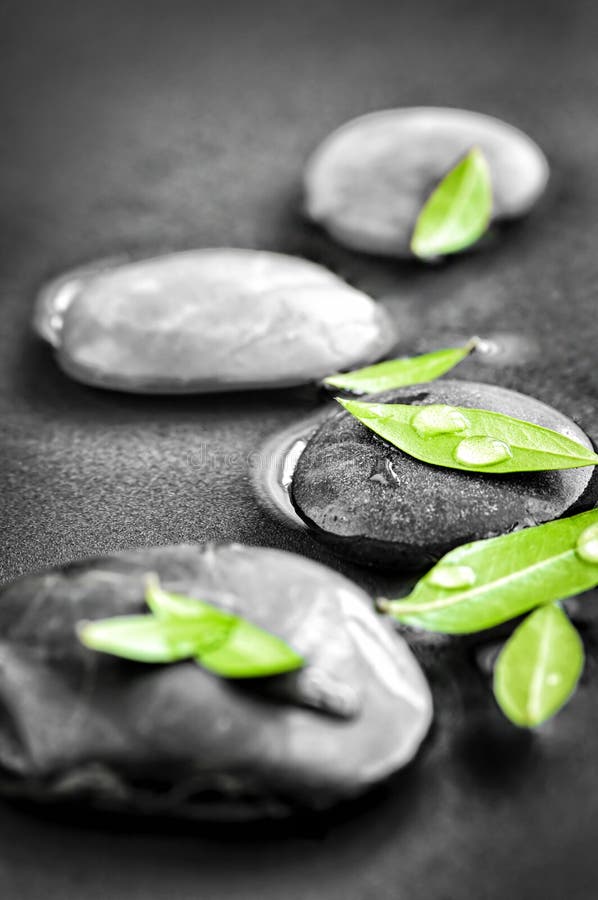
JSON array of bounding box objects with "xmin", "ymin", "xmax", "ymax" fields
[{"xmin": 2, "ymin": 0, "xmax": 598, "ymax": 898}]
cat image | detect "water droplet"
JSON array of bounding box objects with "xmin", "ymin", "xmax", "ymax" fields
[
  {"xmin": 474, "ymin": 332, "xmax": 538, "ymax": 367},
  {"xmin": 358, "ymin": 403, "xmax": 393, "ymax": 420},
  {"xmin": 369, "ymin": 472, "xmax": 388, "ymax": 485},
  {"xmin": 251, "ymin": 412, "xmax": 326, "ymax": 529},
  {"xmin": 546, "ymin": 673, "xmax": 561, "ymax": 687},
  {"xmin": 411, "ymin": 404, "xmax": 470, "ymax": 438},
  {"xmin": 475, "ymin": 337, "xmax": 500, "ymax": 357},
  {"xmin": 454, "ymin": 435, "xmax": 513, "ymax": 468},
  {"xmin": 281, "ymin": 440, "xmax": 307, "ymax": 488},
  {"xmin": 576, "ymin": 523, "xmax": 598, "ymax": 564},
  {"xmin": 427, "ymin": 564, "xmax": 476, "ymax": 590}
]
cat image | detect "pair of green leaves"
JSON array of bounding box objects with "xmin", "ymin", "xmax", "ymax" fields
[
  {"xmin": 380, "ymin": 509, "xmax": 598, "ymax": 726},
  {"xmin": 78, "ymin": 576, "xmax": 304, "ymax": 679}
]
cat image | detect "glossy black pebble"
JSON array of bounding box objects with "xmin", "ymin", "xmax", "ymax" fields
[{"xmin": 291, "ymin": 380, "xmax": 595, "ymax": 568}]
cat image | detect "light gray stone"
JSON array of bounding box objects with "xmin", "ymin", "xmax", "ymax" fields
[
  {"xmin": 34, "ymin": 249, "xmax": 395, "ymax": 393},
  {"xmin": 305, "ymin": 107, "xmax": 549, "ymax": 256}
]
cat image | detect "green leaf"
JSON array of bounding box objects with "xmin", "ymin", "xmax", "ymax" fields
[
  {"xmin": 200, "ymin": 619, "xmax": 305, "ymax": 678},
  {"xmin": 323, "ymin": 339, "xmax": 477, "ymax": 394},
  {"xmin": 410, "ymin": 146, "xmax": 493, "ymax": 259},
  {"xmin": 337, "ymin": 398, "xmax": 598, "ymax": 474},
  {"xmin": 145, "ymin": 574, "xmax": 235, "ymax": 625},
  {"xmin": 381, "ymin": 509, "xmax": 598, "ymax": 633},
  {"xmin": 144, "ymin": 576, "xmax": 303, "ymax": 676},
  {"xmin": 77, "ymin": 615, "xmax": 225, "ymax": 663},
  {"xmin": 493, "ymin": 604, "xmax": 584, "ymax": 727}
]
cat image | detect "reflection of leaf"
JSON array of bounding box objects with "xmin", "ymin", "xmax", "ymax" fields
[
  {"xmin": 410, "ymin": 147, "xmax": 493, "ymax": 258},
  {"xmin": 323, "ymin": 339, "xmax": 476, "ymax": 394},
  {"xmin": 338, "ymin": 398, "xmax": 598, "ymax": 473},
  {"xmin": 382, "ymin": 509, "xmax": 598, "ymax": 633},
  {"xmin": 493, "ymin": 604, "xmax": 584, "ymax": 727}
]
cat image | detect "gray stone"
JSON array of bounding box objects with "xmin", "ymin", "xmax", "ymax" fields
[
  {"xmin": 33, "ymin": 249, "xmax": 394, "ymax": 393},
  {"xmin": 0, "ymin": 543, "xmax": 432, "ymax": 819},
  {"xmin": 304, "ymin": 107, "xmax": 549, "ymax": 256},
  {"xmin": 291, "ymin": 381, "xmax": 594, "ymax": 568}
]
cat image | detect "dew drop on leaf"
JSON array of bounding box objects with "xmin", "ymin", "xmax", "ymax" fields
[
  {"xmin": 454, "ymin": 435, "xmax": 513, "ymax": 468},
  {"xmin": 575, "ymin": 523, "xmax": 598, "ymax": 564},
  {"xmin": 426, "ymin": 564, "xmax": 477, "ymax": 590},
  {"xmin": 411, "ymin": 405, "xmax": 471, "ymax": 438}
]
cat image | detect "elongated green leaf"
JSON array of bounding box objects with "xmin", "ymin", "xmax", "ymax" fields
[
  {"xmin": 493, "ymin": 604, "xmax": 584, "ymax": 727},
  {"xmin": 200, "ymin": 619, "xmax": 305, "ymax": 678},
  {"xmin": 410, "ymin": 146, "xmax": 493, "ymax": 258},
  {"xmin": 337, "ymin": 398, "xmax": 598, "ymax": 473},
  {"xmin": 381, "ymin": 509, "xmax": 598, "ymax": 633},
  {"xmin": 323, "ymin": 339, "xmax": 476, "ymax": 394},
  {"xmin": 77, "ymin": 615, "xmax": 226, "ymax": 662}
]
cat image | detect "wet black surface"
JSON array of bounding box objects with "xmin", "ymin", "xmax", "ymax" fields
[{"xmin": 2, "ymin": 0, "xmax": 598, "ymax": 897}]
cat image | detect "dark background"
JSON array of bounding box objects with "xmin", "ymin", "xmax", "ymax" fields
[{"xmin": 2, "ymin": 0, "xmax": 598, "ymax": 897}]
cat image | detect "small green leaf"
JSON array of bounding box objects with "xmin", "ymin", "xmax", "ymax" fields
[
  {"xmin": 493, "ymin": 604, "xmax": 584, "ymax": 727},
  {"xmin": 145, "ymin": 574, "xmax": 235, "ymax": 625},
  {"xmin": 200, "ymin": 619, "xmax": 305, "ymax": 678},
  {"xmin": 323, "ymin": 339, "xmax": 477, "ymax": 394},
  {"xmin": 381, "ymin": 509, "xmax": 598, "ymax": 633},
  {"xmin": 77, "ymin": 615, "xmax": 224, "ymax": 663},
  {"xmin": 144, "ymin": 577, "xmax": 303, "ymax": 676},
  {"xmin": 410, "ymin": 146, "xmax": 493, "ymax": 259},
  {"xmin": 337, "ymin": 398, "xmax": 598, "ymax": 474}
]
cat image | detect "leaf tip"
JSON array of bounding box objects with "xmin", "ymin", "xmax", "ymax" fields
[
  {"xmin": 144, "ymin": 571, "xmax": 163, "ymax": 614},
  {"xmin": 75, "ymin": 619, "xmax": 91, "ymax": 640}
]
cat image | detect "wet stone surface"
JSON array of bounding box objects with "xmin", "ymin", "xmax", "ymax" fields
[
  {"xmin": 33, "ymin": 249, "xmax": 395, "ymax": 394},
  {"xmin": 304, "ymin": 107, "xmax": 549, "ymax": 257},
  {"xmin": 0, "ymin": 543, "xmax": 432, "ymax": 819},
  {"xmin": 291, "ymin": 380, "xmax": 595, "ymax": 569}
]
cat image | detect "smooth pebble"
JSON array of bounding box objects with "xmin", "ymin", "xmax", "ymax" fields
[
  {"xmin": 34, "ymin": 249, "xmax": 395, "ymax": 393},
  {"xmin": 0, "ymin": 543, "xmax": 432, "ymax": 818},
  {"xmin": 304, "ymin": 107, "xmax": 549, "ymax": 256}
]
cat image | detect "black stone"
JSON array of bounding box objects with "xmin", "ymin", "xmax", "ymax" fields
[
  {"xmin": 0, "ymin": 544, "xmax": 431, "ymax": 820},
  {"xmin": 291, "ymin": 380, "xmax": 596, "ymax": 568}
]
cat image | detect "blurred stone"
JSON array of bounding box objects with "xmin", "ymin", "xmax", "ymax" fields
[{"xmin": 0, "ymin": 543, "xmax": 432, "ymax": 819}]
